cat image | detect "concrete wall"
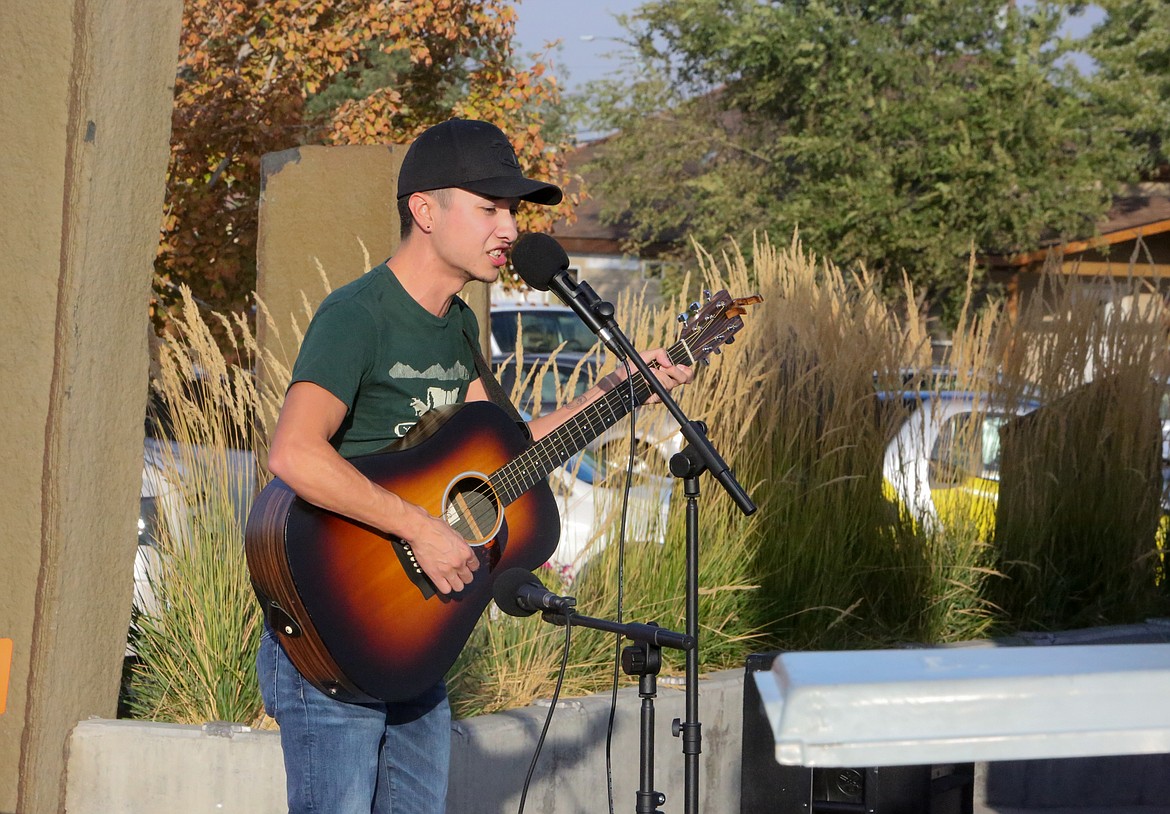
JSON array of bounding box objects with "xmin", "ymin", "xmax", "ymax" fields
[
  {"xmin": 64, "ymin": 669, "xmax": 746, "ymax": 814},
  {"xmin": 0, "ymin": 1, "xmax": 182, "ymax": 812},
  {"xmin": 255, "ymin": 144, "xmax": 408, "ymax": 383},
  {"xmin": 56, "ymin": 645, "xmax": 1170, "ymax": 814}
]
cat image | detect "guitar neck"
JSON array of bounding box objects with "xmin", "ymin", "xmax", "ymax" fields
[{"xmin": 490, "ymin": 338, "xmax": 697, "ymax": 505}]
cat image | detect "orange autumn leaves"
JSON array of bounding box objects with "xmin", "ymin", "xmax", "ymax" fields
[{"xmin": 159, "ymin": 0, "xmax": 577, "ymax": 323}]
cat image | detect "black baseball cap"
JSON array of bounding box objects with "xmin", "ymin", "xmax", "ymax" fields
[{"xmin": 396, "ymin": 119, "xmax": 563, "ymax": 205}]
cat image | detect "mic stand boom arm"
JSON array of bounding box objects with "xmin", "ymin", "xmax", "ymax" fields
[{"xmin": 538, "ymin": 610, "xmax": 694, "ymax": 652}]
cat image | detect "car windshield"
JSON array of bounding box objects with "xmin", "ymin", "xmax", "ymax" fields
[
  {"xmin": 494, "ymin": 357, "xmax": 595, "ymax": 416},
  {"xmin": 929, "ymin": 412, "xmax": 1011, "ymax": 483},
  {"xmin": 491, "ymin": 310, "xmax": 600, "ymax": 355}
]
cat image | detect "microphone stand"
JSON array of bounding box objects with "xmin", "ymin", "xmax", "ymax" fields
[
  {"xmin": 540, "ymin": 610, "xmax": 693, "ymax": 814},
  {"xmin": 669, "ymin": 442, "xmax": 708, "ymax": 814},
  {"xmin": 561, "ymin": 277, "xmax": 757, "ymax": 814}
]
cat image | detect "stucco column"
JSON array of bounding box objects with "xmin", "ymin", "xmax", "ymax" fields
[{"xmin": 0, "ymin": 1, "xmax": 183, "ymax": 811}]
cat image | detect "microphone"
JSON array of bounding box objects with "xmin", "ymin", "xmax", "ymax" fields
[
  {"xmin": 510, "ymin": 232, "xmax": 569, "ymax": 291},
  {"xmin": 510, "ymin": 233, "xmax": 626, "ymax": 359},
  {"xmin": 492, "ymin": 567, "xmax": 577, "ymax": 618}
]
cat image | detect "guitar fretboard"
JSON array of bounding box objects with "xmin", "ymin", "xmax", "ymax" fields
[{"xmin": 488, "ymin": 335, "xmax": 701, "ymax": 505}]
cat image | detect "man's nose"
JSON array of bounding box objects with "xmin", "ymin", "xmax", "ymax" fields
[{"xmin": 497, "ymin": 211, "xmax": 519, "ymax": 240}]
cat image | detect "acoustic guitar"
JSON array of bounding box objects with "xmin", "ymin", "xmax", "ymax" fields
[{"xmin": 244, "ymin": 290, "xmax": 760, "ymax": 703}]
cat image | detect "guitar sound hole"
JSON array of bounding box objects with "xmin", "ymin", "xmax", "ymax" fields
[{"xmin": 444, "ymin": 476, "xmax": 501, "ymax": 544}]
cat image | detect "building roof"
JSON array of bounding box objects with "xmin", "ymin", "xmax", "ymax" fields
[
  {"xmin": 985, "ymin": 184, "xmax": 1170, "ymax": 268},
  {"xmin": 548, "ymin": 139, "xmax": 627, "ymax": 254}
]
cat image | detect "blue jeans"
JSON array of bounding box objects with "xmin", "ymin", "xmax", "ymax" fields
[{"xmin": 257, "ymin": 625, "xmax": 451, "ymax": 814}]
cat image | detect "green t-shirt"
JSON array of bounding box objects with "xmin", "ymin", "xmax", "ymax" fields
[{"xmin": 289, "ymin": 263, "xmax": 479, "ymax": 458}]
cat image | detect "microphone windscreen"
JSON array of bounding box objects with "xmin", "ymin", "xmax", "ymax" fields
[
  {"xmin": 491, "ymin": 567, "xmax": 541, "ymax": 617},
  {"xmin": 511, "ymin": 233, "xmax": 569, "ymax": 292}
]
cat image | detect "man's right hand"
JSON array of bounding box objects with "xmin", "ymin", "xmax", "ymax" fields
[
  {"xmin": 269, "ymin": 382, "xmax": 479, "ymax": 595},
  {"xmin": 400, "ymin": 504, "xmax": 479, "ymax": 594}
]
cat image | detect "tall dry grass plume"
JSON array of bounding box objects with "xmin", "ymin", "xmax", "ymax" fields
[
  {"xmin": 131, "ymin": 241, "xmax": 1170, "ymax": 722},
  {"xmin": 988, "ymin": 271, "xmax": 1170, "ymax": 629},
  {"xmin": 126, "ymin": 276, "xmax": 313, "ymax": 724},
  {"xmin": 128, "ymin": 286, "xmax": 279, "ymax": 724}
]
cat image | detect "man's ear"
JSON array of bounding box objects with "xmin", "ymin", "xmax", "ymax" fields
[{"xmin": 407, "ymin": 192, "xmax": 433, "ymax": 234}]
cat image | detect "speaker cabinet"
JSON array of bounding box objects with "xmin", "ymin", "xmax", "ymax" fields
[{"xmin": 741, "ymin": 653, "xmax": 973, "ymax": 814}]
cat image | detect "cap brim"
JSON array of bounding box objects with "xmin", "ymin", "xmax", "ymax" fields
[{"xmin": 461, "ymin": 176, "xmax": 563, "ymax": 206}]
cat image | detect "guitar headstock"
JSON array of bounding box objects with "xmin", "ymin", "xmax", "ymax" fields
[{"xmin": 673, "ymin": 290, "xmax": 763, "ymax": 366}]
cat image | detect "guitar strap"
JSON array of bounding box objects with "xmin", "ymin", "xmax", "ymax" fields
[{"xmin": 457, "ymin": 298, "xmax": 525, "ymax": 427}]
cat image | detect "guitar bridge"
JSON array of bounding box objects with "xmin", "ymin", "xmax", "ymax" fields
[{"xmin": 392, "ymin": 538, "xmax": 437, "ymax": 601}]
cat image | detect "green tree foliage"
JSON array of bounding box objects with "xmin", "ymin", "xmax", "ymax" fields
[
  {"xmin": 1080, "ymin": 0, "xmax": 1170, "ymax": 179},
  {"xmin": 586, "ymin": 0, "xmax": 1141, "ymax": 311}
]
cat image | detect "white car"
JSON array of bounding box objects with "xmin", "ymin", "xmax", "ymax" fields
[
  {"xmin": 135, "ymin": 441, "xmax": 177, "ymax": 618},
  {"xmin": 880, "ymin": 389, "xmax": 1040, "ymax": 535},
  {"xmin": 492, "ymin": 352, "xmax": 681, "ymax": 573},
  {"xmin": 544, "ymin": 449, "xmax": 673, "ymax": 582},
  {"xmin": 489, "ymin": 303, "xmax": 602, "ymax": 357}
]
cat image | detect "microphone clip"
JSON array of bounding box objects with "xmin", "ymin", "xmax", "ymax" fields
[{"xmin": 549, "ymin": 271, "xmax": 626, "ymax": 360}]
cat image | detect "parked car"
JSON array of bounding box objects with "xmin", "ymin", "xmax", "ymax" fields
[
  {"xmin": 879, "ymin": 379, "xmax": 1169, "ymax": 541},
  {"xmin": 541, "ymin": 439, "xmax": 673, "ymax": 581},
  {"xmin": 489, "ymin": 303, "xmax": 602, "ymax": 357},
  {"xmin": 135, "ymin": 435, "xmax": 255, "ymax": 620},
  {"xmin": 134, "ymin": 389, "xmax": 257, "ymax": 623},
  {"xmin": 879, "ymin": 388, "xmax": 1042, "ymax": 537},
  {"xmin": 135, "ymin": 440, "xmax": 178, "ymax": 619},
  {"xmin": 491, "ymin": 351, "xmax": 679, "ymax": 576}
]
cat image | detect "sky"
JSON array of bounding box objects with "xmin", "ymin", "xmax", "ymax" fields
[{"xmin": 511, "ymin": 0, "xmax": 644, "ymax": 93}]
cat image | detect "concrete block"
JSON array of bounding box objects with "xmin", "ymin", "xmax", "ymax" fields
[
  {"xmin": 64, "ymin": 670, "xmax": 746, "ymax": 814},
  {"xmin": 66, "ymin": 719, "xmax": 286, "ymax": 813},
  {"xmin": 449, "ymin": 669, "xmax": 743, "ymax": 814}
]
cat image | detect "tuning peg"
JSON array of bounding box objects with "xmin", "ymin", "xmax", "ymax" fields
[
  {"xmin": 676, "ymin": 312, "xmax": 688, "ymax": 323},
  {"xmin": 702, "ymin": 289, "xmax": 712, "ymax": 300},
  {"xmin": 689, "ymin": 301, "xmax": 701, "ymax": 312},
  {"xmin": 725, "ymin": 335, "xmax": 736, "ymax": 344}
]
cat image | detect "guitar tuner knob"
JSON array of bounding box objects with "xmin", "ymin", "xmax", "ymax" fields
[
  {"xmin": 677, "ymin": 313, "xmax": 688, "ymax": 323},
  {"xmin": 702, "ymin": 289, "xmax": 712, "ymax": 300},
  {"xmin": 689, "ymin": 301, "xmax": 701, "ymax": 312}
]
